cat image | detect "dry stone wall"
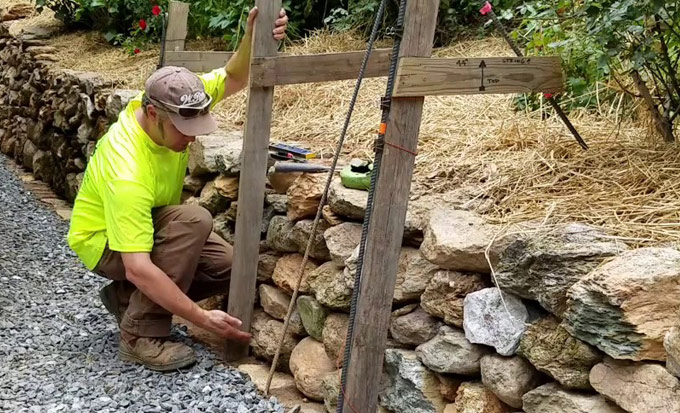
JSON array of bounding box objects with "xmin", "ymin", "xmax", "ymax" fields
[
  {"xmin": 0, "ymin": 33, "xmax": 138, "ymax": 203},
  {"xmin": 2, "ymin": 17, "xmax": 680, "ymax": 413}
]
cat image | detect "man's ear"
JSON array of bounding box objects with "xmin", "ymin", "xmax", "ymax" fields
[{"xmin": 146, "ymin": 104, "xmax": 158, "ymax": 122}]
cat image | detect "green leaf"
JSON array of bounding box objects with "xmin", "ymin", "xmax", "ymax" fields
[{"xmin": 103, "ymin": 30, "xmax": 117, "ymax": 42}]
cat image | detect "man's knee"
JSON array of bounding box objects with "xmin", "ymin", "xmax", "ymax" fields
[{"xmin": 176, "ymin": 205, "xmax": 213, "ymax": 238}]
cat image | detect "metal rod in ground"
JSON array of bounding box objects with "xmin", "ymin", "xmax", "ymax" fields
[{"xmin": 481, "ymin": 1, "xmax": 589, "ymax": 150}]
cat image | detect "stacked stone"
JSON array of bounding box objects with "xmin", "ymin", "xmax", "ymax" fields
[
  {"xmin": 0, "ymin": 25, "xmax": 139, "ymax": 203},
  {"xmin": 213, "ymin": 160, "xmax": 680, "ymax": 413}
]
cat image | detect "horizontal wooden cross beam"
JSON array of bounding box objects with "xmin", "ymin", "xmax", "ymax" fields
[
  {"xmin": 393, "ymin": 56, "xmax": 563, "ymax": 97},
  {"xmin": 164, "ymin": 51, "xmax": 235, "ymax": 73},
  {"xmin": 249, "ymin": 49, "xmax": 392, "ymax": 86},
  {"xmin": 164, "ymin": 49, "xmax": 393, "ymax": 84},
  {"xmin": 165, "ymin": 50, "xmax": 562, "ymax": 97}
]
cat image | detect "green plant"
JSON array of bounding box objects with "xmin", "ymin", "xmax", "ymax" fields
[
  {"xmin": 512, "ymin": 0, "xmax": 680, "ymax": 141},
  {"xmin": 36, "ymin": 0, "xmax": 168, "ymax": 54},
  {"xmin": 323, "ymin": 0, "xmax": 522, "ymax": 45}
]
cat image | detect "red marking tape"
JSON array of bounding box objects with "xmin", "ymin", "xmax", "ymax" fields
[
  {"xmin": 543, "ymin": 92, "xmax": 553, "ymax": 99},
  {"xmin": 480, "ymin": 1, "xmax": 493, "ymax": 15}
]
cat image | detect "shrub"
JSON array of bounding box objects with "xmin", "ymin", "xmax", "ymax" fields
[
  {"xmin": 36, "ymin": 0, "xmax": 168, "ymax": 54},
  {"xmin": 512, "ymin": 0, "xmax": 680, "ymax": 141}
]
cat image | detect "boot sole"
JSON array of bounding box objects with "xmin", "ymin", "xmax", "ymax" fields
[{"xmin": 119, "ymin": 347, "xmax": 197, "ymax": 372}]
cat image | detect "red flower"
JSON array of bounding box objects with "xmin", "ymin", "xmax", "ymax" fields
[
  {"xmin": 139, "ymin": 19, "xmax": 147, "ymax": 30},
  {"xmin": 152, "ymin": 5, "xmax": 162, "ymax": 15},
  {"xmin": 134, "ymin": 48, "xmax": 141, "ymax": 54}
]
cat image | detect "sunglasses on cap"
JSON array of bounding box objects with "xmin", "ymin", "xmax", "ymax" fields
[{"xmin": 147, "ymin": 94, "xmax": 213, "ymax": 118}]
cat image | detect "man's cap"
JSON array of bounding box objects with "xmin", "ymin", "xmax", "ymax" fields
[{"xmin": 145, "ymin": 66, "xmax": 218, "ymax": 137}]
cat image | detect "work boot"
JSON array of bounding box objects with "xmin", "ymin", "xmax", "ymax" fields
[
  {"xmin": 99, "ymin": 282, "xmax": 122, "ymax": 324},
  {"xmin": 119, "ymin": 334, "xmax": 197, "ymax": 372}
]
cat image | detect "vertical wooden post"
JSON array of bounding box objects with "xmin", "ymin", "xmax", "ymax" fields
[
  {"xmin": 342, "ymin": 0, "xmax": 439, "ymax": 412},
  {"xmin": 225, "ymin": 0, "xmax": 281, "ymax": 361},
  {"xmin": 165, "ymin": 1, "xmax": 189, "ymax": 53}
]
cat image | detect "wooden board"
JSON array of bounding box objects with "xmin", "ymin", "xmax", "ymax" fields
[
  {"xmin": 341, "ymin": 1, "xmax": 440, "ymax": 412},
  {"xmin": 165, "ymin": 1, "xmax": 189, "ymax": 53},
  {"xmin": 164, "ymin": 51, "xmax": 235, "ymax": 73},
  {"xmin": 393, "ymin": 56, "xmax": 564, "ymax": 97},
  {"xmin": 250, "ymin": 49, "xmax": 392, "ymax": 86},
  {"xmin": 225, "ymin": 0, "xmax": 281, "ymax": 361}
]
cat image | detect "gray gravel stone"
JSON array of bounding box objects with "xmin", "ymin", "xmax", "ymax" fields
[{"xmin": 0, "ymin": 155, "xmax": 284, "ymax": 413}]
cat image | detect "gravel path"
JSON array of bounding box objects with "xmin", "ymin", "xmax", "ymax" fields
[{"xmin": 0, "ymin": 155, "xmax": 284, "ymax": 413}]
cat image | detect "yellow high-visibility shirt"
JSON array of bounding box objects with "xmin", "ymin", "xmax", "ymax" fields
[{"xmin": 67, "ymin": 68, "xmax": 227, "ymax": 270}]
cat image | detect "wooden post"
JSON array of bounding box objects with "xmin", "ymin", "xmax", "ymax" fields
[
  {"xmin": 164, "ymin": 1, "xmax": 189, "ymax": 54},
  {"xmin": 341, "ymin": 0, "xmax": 439, "ymax": 412},
  {"xmin": 225, "ymin": 0, "xmax": 281, "ymax": 361}
]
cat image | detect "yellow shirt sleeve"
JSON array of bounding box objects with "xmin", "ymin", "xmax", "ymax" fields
[
  {"xmin": 199, "ymin": 67, "xmax": 228, "ymax": 108},
  {"xmin": 102, "ymin": 179, "xmax": 155, "ymax": 253}
]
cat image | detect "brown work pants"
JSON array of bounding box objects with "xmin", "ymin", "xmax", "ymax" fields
[{"xmin": 93, "ymin": 205, "xmax": 233, "ymax": 337}]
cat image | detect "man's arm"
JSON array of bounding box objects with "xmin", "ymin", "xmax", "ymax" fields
[
  {"xmin": 121, "ymin": 252, "xmax": 251, "ymax": 341},
  {"xmin": 223, "ymin": 7, "xmax": 288, "ymax": 98}
]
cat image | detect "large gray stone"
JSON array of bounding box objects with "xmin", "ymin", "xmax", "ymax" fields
[
  {"xmin": 272, "ymin": 254, "xmax": 318, "ymax": 295},
  {"xmin": 291, "ymin": 219, "xmax": 331, "ymax": 261},
  {"xmin": 322, "ymin": 313, "xmax": 348, "ymax": 367},
  {"xmin": 266, "ymin": 193, "xmax": 288, "ymax": 214},
  {"xmin": 380, "ymin": 349, "xmax": 447, "ymax": 413},
  {"xmin": 522, "ymin": 383, "xmax": 625, "ymax": 413},
  {"xmin": 420, "ymin": 208, "xmax": 509, "ymax": 273},
  {"xmin": 213, "ymin": 212, "xmax": 234, "ymax": 244},
  {"xmin": 297, "ymin": 295, "xmax": 329, "ymax": 341},
  {"xmin": 290, "ymin": 338, "xmax": 336, "ymax": 401},
  {"xmin": 463, "ymin": 288, "xmax": 528, "ymax": 356},
  {"xmin": 257, "ymin": 251, "xmax": 280, "ymax": 283},
  {"xmin": 250, "ymin": 310, "xmax": 301, "ymax": 372},
  {"xmin": 518, "ymin": 316, "xmax": 601, "ymax": 390},
  {"xmin": 451, "ymin": 382, "xmax": 512, "ymax": 413},
  {"xmin": 495, "ymin": 223, "xmax": 627, "ymax": 316},
  {"xmin": 328, "ymin": 178, "xmax": 367, "ymax": 220},
  {"xmin": 416, "ymin": 325, "xmax": 489, "ymax": 375},
  {"xmin": 198, "ymin": 180, "xmax": 229, "ymax": 214},
  {"xmin": 258, "ymin": 284, "xmax": 305, "ymax": 335},
  {"xmin": 420, "ymin": 270, "xmax": 489, "ymax": 328},
  {"xmin": 345, "ymin": 246, "xmax": 439, "ymax": 303},
  {"xmin": 590, "ymin": 357, "xmax": 680, "ymax": 413},
  {"xmin": 564, "ymin": 247, "xmax": 680, "ymax": 361},
  {"xmin": 260, "ymin": 284, "xmax": 291, "ymax": 320},
  {"xmin": 286, "ymin": 173, "xmax": 324, "ymax": 221},
  {"xmin": 390, "ymin": 306, "xmax": 442, "ymax": 346},
  {"xmin": 480, "ymin": 354, "xmax": 541, "ymax": 408},
  {"xmin": 664, "ymin": 327, "xmax": 680, "ymax": 378},
  {"xmin": 188, "ymin": 130, "xmax": 243, "ymax": 177},
  {"xmin": 308, "ymin": 261, "xmax": 352, "ymax": 311},
  {"xmin": 323, "ymin": 222, "xmax": 363, "ymax": 266},
  {"xmin": 267, "ymin": 215, "xmax": 299, "ymax": 253},
  {"xmin": 321, "ymin": 369, "xmax": 341, "ymax": 413},
  {"xmin": 105, "ymin": 89, "xmax": 139, "ymax": 120}
]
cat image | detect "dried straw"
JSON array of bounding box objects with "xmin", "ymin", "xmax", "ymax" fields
[{"xmin": 39, "ymin": 28, "xmax": 680, "ymax": 247}]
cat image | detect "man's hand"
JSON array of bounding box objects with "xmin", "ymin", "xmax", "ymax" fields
[
  {"xmin": 199, "ymin": 309, "xmax": 252, "ymax": 342},
  {"xmin": 245, "ymin": 7, "xmax": 288, "ymax": 40}
]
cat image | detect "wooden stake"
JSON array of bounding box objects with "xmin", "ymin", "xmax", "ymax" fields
[
  {"xmin": 341, "ymin": 0, "xmax": 439, "ymax": 412},
  {"xmin": 225, "ymin": 0, "xmax": 281, "ymax": 361},
  {"xmin": 164, "ymin": 1, "xmax": 189, "ymax": 53}
]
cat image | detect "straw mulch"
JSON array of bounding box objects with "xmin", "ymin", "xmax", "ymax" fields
[{"xmin": 33, "ymin": 25, "xmax": 680, "ymax": 248}]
